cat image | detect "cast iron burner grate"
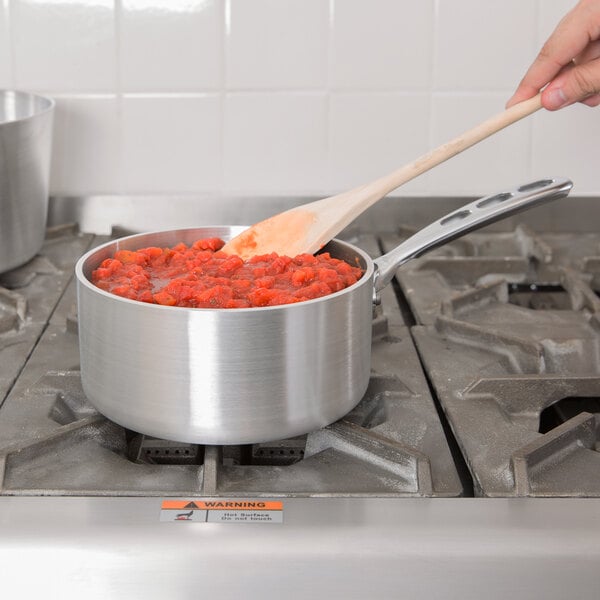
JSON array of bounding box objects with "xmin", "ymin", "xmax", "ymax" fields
[{"xmin": 385, "ymin": 224, "xmax": 600, "ymax": 496}]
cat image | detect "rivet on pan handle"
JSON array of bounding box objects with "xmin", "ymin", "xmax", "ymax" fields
[{"xmin": 372, "ymin": 177, "xmax": 573, "ymax": 301}]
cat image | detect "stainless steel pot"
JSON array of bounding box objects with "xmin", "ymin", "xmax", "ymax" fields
[
  {"xmin": 75, "ymin": 178, "xmax": 572, "ymax": 444},
  {"xmin": 0, "ymin": 90, "xmax": 55, "ymax": 273}
]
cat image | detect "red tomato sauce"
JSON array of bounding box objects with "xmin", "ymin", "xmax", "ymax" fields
[{"xmin": 91, "ymin": 237, "xmax": 364, "ymax": 309}]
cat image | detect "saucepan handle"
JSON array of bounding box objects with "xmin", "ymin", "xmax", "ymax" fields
[{"xmin": 372, "ymin": 177, "xmax": 573, "ymax": 296}]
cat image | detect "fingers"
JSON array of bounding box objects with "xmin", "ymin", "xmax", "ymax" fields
[
  {"xmin": 542, "ymin": 28, "xmax": 600, "ymax": 109},
  {"xmin": 574, "ymin": 38, "xmax": 600, "ymax": 64},
  {"xmin": 507, "ymin": 0, "xmax": 600, "ymax": 108},
  {"xmin": 507, "ymin": 62, "xmax": 574, "ymax": 108},
  {"xmin": 542, "ymin": 57, "xmax": 600, "ymax": 109}
]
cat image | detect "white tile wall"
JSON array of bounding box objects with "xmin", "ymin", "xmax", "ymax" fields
[
  {"xmin": 121, "ymin": 94, "xmax": 222, "ymax": 192},
  {"xmin": 224, "ymin": 92, "xmax": 328, "ymax": 192},
  {"xmin": 331, "ymin": 0, "xmax": 433, "ymax": 90},
  {"xmin": 434, "ymin": 0, "xmax": 537, "ymax": 91},
  {"xmin": 0, "ymin": 3, "xmax": 12, "ymax": 87},
  {"xmin": 120, "ymin": 0, "xmax": 223, "ymax": 92},
  {"xmin": 12, "ymin": 0, "xmax": 116, "ymax": 92},
  {"xmin": 532, "ymin": 103, "xmax": 600, "ymax": 192},
  {"xmin": 51, "ymin": 95, "xmax": 121, "ymax": 194},
  {"xmin": 328, "ymin": 93, "xmax": 430, "ymax": 191},
  {"xmin": 423, "ymin": 94, "xmax": 532, "ymax": 194},
  {"xmin": 226, "ymin": 0, "xmax": 328, "ymax": 90},
  {"xmin": 0, "ymin": 0, "xmax": 597, "ymax": 197}
]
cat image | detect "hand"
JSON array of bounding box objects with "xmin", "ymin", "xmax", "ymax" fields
[{"xmin": 507, "ymin": 0, "xmax": 600, "ymax": 110}]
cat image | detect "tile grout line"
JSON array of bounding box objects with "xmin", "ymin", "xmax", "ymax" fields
[
  {"xmin": 114, "ymin": 0, "xmax": 124, "ymax": 194},
  {"xmin": 221, "ymin": 0, "xmax": 233, "ymax": 195},
  {"xmin": 425, "ymin": 0, "xmax": 441, "ymax": 196},
  {"xmin": 6, "ymin": 0, "xmax": 15, "ymax": 89},
  {"xmin": 325, "ymin": 0, "xmax": 335, "ymax": 192},
  {"xmin": 528, "ymin": 0, "xmax": 543, "ymax": 181}
]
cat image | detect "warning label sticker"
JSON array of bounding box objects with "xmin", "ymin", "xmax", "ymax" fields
[{"xmin": 160, "ymin": 499, "xmax": 284, "ymax": 523}]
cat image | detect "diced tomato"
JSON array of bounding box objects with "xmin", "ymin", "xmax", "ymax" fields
[
  {"xmin": 138, "ymin": 290, "xmax": 155, "ymax": 303},
  {"xmin": 254, "ymin": 276, "xmax": 275, "ymax": 289},
  {"xmin": 247, "ymin": 287, "xmax": 281, "ymax": 307},
  {"xmin": 194, "ymin": 285, "xmax": 234, "ymax": 308},
  {"xmin": 138, "ymin": 246, "xmax": 163, "ymax": 259},
  {"xmin": 153, "ymin": 291, "xmax": 177, "ymax": 306},
  {"xmin": 294, "ymin": 281, "xmax": 333, "ymax": 300},
  {"xmin": 225, "ymin": 298, "xmax": 251, "ymax": 308},
  {"xmin": 291, "ymin": 267, "xmax": 315, "ymax": 287},
  {"xmin": 192, "ymin": 238, "xmax": 225, "ymax": 251},
  {"xmin": 114, "ymin": 249, "xmax": 147, "ymax": 265},
  {"xmin": 92, "ymin": 237, "xmax": 363, "ymax": 308},
  {"xmin": 231, "ymin": 279, "xmax": 252, "ymax": 292},
  {"xmin": 216, "ymin": 256, "xmax": 244, "ymax": 276}
]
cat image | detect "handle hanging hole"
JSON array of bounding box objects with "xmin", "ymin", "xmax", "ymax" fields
[
  {"xmin": 476, "ymin": 192, "xmax": 513, "ymax": 208},
  {"xmin": 518, "ymin": 179, "xmax": 554, "ymax": 192},
  {"xmin": 440, "ymin": 209, "xmax": 471, "ymax": 226}
]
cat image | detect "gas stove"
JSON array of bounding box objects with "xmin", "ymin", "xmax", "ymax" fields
[{"xmin": 1, "ymin": 194, "xmax": 599, "ymax": 599}]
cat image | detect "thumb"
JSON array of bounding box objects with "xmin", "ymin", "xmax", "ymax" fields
[{"xmin": 542, "ymin": 59, "xmax": 600, "ymax": 110}]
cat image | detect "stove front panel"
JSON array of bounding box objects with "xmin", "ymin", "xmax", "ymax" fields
[{"xmin": 2, "ymin": 496, "xmax": 600, "ymax": 600}]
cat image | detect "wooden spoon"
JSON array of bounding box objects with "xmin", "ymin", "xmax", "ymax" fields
[{"xmin": 222, "ymin": 93, "xmax": 542, "ymax": 260}]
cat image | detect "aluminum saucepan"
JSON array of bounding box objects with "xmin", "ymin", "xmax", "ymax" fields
[
  {"xmin": 0, "ymin": 90, "xmax": 55, "ymax": 273},
  {"xmin": 75, "ymin": 178, "xmax": 572, "ymax": 445}
]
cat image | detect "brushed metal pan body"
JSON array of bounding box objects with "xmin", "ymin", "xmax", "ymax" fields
[
  {"xmin": 75, "ymin": 178, "xmax": 573, "ymax": 445},
  {"xmin": 0, "ymin": 90, "xmax": 54, "ymax": 273}
]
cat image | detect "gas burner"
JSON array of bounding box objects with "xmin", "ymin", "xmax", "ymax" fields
[
  {"xmin": 125, "ymin": 435, "xmax": 308, "ymax": 468},
  {"xmin": 128, "ymin": 435, "xmax": 205, "ymax": 466}
]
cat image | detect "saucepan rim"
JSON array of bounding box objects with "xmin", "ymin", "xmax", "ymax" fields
[
  {"xmin": 0, "ymin": 89, "xmax": 55, "ymax": 125},
  {"xmin": 75, "ymin": 226, "xmax": 376, "ymax": 313}
]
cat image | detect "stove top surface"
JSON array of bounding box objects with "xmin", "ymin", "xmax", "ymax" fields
[
  {"xmin": 1, "ymin": 206, "xmax": 599, "ymax": 498},
  {"xmin": 0, "ymin": 226, "xmax": 464, "ymax": 498}
]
